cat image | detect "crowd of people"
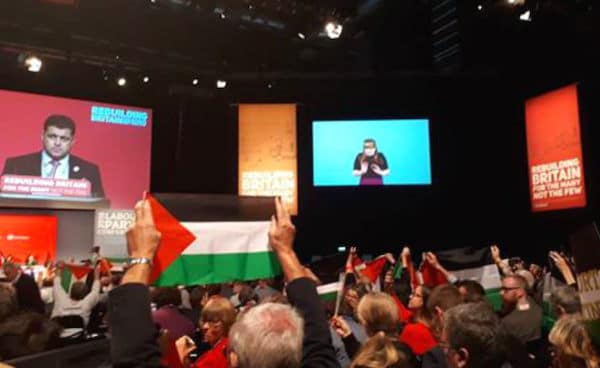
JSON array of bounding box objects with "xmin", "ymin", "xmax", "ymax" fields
[{"xmin": 1, "ymin": 197, "xmax": 599, "ymax": 368}]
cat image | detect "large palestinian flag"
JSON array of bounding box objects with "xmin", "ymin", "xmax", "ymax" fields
[
  {"xmin": 429, "ymin": 246, "xmax": 503, "ymax": 310},
  {"xmin": 147, "ymin": 193, "xmax": 281, "ymax": 286}
]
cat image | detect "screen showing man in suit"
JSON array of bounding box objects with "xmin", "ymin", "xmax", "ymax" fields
[
  {"xmin": 0, "ymin": 89, "xmax": 152, "ymax": 209},
  {"xmin": 2, "ymin": 115, "xmax": 105, "ymax": 197}
]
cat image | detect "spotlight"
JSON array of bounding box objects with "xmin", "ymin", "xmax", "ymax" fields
[
  {"xmin": 24, "ymin": 56, "xmax": 42, "ymax": 73},
  {"xmin": 220, "ymin": 13, "xmax": 226, "ymax": 19},
  {"xmin": 298, "ymin": 32, "xmax": 306, "ymax": 40},
  {"xmin": 508, "ymin": 0, "xmax": 516, "ymax": 3},
  {"xmin": 267, "ymin": 83, "xmax": 273, "ymax": 89},
  {"xmin": 477, "ymin": 4, "xmax": 483, "ymax": 11},
  {"xmin": 216, "ymin": 80, "xmax": 227, "ymax": 89},
  {"xmin": 519, "ymin": 10, "xmax": 532, "ymax": 21},
  {"xmin": 143, "ymin": 76, "xmax": 150, "ymax": 83},
  {"xmin": 192, "ymin": 78, "xmax": 199, "ymax": 85},
  {"xmin": 325, "ymin": 21, "xmax": 343, "ymax": 39},
  {"xmin": 117, "ymin": 77, "xmax": 127, "ymax": 87}
]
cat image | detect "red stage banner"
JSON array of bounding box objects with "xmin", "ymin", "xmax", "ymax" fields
[
  {"xmin": 526, "ymin": 84, "xmax": 586, "ymax": 212},
  {"xmin": 0, "ymin": 215, "xmax": 57, "ymax": 264},
  {"xmin": 0, "ymin": 175, "xmax": 91, "ymax": 197}
]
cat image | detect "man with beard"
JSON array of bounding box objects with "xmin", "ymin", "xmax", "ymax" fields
[{"xmin": 499, "ymin": 274, "xmax": 542, "ymax": 345}]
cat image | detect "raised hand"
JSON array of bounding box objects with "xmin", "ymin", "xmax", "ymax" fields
[
  {"xmin": 383, "ymin": 253, "xmax": 396, "ymax": 264},
  {"xmin": 126, "ymin": 200, "xmax": 161, "ymax": 260},
  {"xmin": 490, "ymin": 245, "xmax": 502, "ymax": 264},
  {"xmin": 425, "ymin": 252, "xmax": 440, "ymax": 269},
  {"xmin": 269, "ymin": 197, "xmax": 303, "ymax": 282},
  {"xmin": 268, "ymin": 197, "xmax": 296, "ymax": 255},
  {"xmin": 330, "ymin": 316, "xmax": 352, "ymax": 338}
]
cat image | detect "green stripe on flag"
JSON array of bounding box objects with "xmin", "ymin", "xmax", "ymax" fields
[
  {"xmin": 485, "ymin": 288, "xmax": 502, "ymax": 311},
  {"xmin": 61, "ymin": 268, "xmax": 73, "ymax": 293},
  {"xmin": 317, "ymin": 282, "xmax": 341, "ymax": 302},
  {"xmin": 392, "ymin": 262, "xmax": 403, "ymax": 280},
  {"xmin": 154, "ymin": 251, "xmax": 281, "ymax": 286}
]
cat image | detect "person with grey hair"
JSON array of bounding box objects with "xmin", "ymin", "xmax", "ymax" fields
[
  {"xmin": 2, "ymin": 262, "xmax": 45, "ymax": 314},
  {"xmin": 443, "ymin": 302, "xmax": 529, "ymax": 368},
  {"xmin": 228, "ymin": 302, "xmax": 304, "ymax": 368},
  {"xmin": 550, "ymin": 285, "xmax": 581, "ymax": 319}
]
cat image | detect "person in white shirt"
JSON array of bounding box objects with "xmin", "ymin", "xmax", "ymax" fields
[{"xmin": 51, "ymin": 262, "xmax": 101, "ymax": 327}]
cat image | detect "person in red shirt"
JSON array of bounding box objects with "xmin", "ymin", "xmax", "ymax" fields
[
  {"xmin": 178, "ymin": 296, "xmax": 236, "ymax": 368},
  {"xmin": 400, "ymin": 285, "xmax": 438, "ymax": 355}
]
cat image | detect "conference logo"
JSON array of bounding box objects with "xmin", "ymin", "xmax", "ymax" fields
[{"xmin": 0, "ymin": 234, "xmax": 31, "ymax": 241}]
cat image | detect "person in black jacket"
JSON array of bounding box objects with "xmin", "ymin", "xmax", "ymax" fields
[
  {"xmin": 2, "ymin": 263, "xmax": 45, "ymax": 315},
  {"xmin": 108, "ymin": 197, "xmax": 339, "ymax": 368}
]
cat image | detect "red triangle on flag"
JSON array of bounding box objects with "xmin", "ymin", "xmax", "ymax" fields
[
  {"xmin": 419, "ymin": 261, "xmax": 448, "ymax": 288},
  {"xmin": 99, "ymin": 258, "xmax": 113, "ymax": 274},
  {"xmin": 66, "ymin": 264, "xmax": 92, "ymax": 279},
  {"xmin": 359, "ymin": 257, "xmax": 388, "ymax": 283},
  {"xmin": 147, "ymin": 194, "xmax": 197, "ymax": 284}
]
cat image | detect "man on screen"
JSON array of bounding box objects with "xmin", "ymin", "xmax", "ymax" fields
[
  {"xmin": 352, "ymin": 138, "xmax": 390, "ymax": 185},
  {"xmin": 1, "ymin": 115, "xmax": 105, "ymax": 197}
]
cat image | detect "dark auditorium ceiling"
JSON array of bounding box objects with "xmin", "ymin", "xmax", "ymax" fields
[{"xmin": 0, "ymin": 0, "xmax": 596, "ymax": 85}]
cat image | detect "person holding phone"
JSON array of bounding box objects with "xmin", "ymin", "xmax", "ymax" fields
[{"xmin": 352, "ymin": 138, "xmax": 390, "ymax": 185}]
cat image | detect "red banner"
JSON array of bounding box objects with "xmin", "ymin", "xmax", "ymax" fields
[
  {"xmin": 526, "ymin": 84, "xmax": 586, "ymax": 212},
  {"xmin": 0, "ymin": 215, "xmax": 57, "ymax": 264}
]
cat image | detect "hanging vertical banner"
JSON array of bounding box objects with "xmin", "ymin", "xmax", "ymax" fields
[
  {"xmin": 526, "ymin": 84, "xmax": 586, "ymax": 212},
  {"xmin": 238, "ymin": 104, "xmax": 298, "ymax": 215}
]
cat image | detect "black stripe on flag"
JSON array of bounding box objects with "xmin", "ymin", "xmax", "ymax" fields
[
  {"xmin": 433, "ymin": 246, "xmax": 493, "ymax": 271},
  {"xmin": 151, "ymin": 193, "xmax": 276, "ymax": 222}
]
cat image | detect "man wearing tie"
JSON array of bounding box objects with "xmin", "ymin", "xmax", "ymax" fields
[{"xmin": 1, "ymin": 115, "xmax": 105, "ymax": 198}]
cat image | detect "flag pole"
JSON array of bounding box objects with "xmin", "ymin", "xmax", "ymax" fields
[{"xmin": 334, "ymin": 271, "xmax": 347, "ymax": 317}]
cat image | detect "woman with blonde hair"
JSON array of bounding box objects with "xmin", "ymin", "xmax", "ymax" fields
[
  {"xmin": 332, "ymin": 292, "xmax": 416, "ymax": 366},
  {"xmin": 350, "ymin": 333, "xmax": 410, "ymax": 368},
  {"xmin": 549, "ymin": 314, "xmax": 600, "ymax": 368}
]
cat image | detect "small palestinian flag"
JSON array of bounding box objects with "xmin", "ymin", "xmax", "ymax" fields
[
  {"xmin": 354, "ymin": 256, "xmax": 389, "ymax": 283},
  {"xmin": 61, "ymin": 264, "xmax": 92, "ymax": 293},
  {"xmin": 317, "ymin": 281, "xmax": 342, "ymax": 302},
  {"xmin": 148, "ymin": 193, "xmax": 281, "ymax": 286}
]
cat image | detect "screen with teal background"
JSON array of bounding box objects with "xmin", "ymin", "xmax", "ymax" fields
[{"xmin": 312, "ymin": 119, "xmax": 432, "ymax": 186}]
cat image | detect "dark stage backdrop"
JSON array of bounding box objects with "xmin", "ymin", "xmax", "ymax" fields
[{"xmin": 0, "ymin": 68, "xmax": 598, "ymax": 265}]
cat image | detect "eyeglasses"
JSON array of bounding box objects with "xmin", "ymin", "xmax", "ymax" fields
[{"xmin": 200, "ymin": 320, "xmax": 222, "ymax": 327}]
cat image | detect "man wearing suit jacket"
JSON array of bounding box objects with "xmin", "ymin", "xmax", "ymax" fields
[
  {"xmin": 1, "ymin": 114, "xmax": 105, "ymax": 198},
  {"xmin": 2, "ymin": 263, "xmax": 45, "ymax": 315}
]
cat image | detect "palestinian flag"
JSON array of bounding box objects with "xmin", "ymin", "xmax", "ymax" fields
[
  {"xmin": 148, "ymin": 193, "xmax": 281, "ymax": 286},
  {"xmin": 354, "ymin": 256, "xmax": 389, "ymax": 283},
  {"xmin": 61, "ymin": 264, "xmax": 92, "ymax": 293},
  {"xmin": 432, "ymin": 246, "xmax": 503, "ymax": 310},
  {"xmin": 317, "ymin": 281, "xmax": 342, "ymax": 302},
  {"xmin": 419, "ymin": 257, "xmax": 448, "ymax": 288}
]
